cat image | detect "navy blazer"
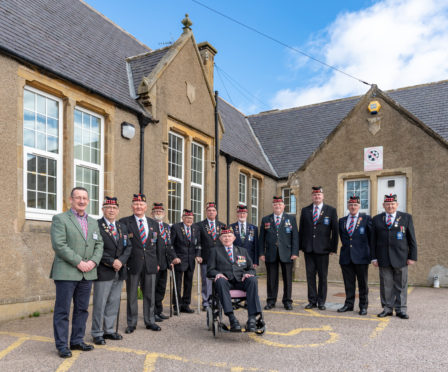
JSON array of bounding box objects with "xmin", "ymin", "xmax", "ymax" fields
[
  {"xmin": 338, "ymin": 213, "xmax": 372, "ymax": 265},
  {"xmin": 230, "ymin": 222, "xmax": 259, "ymax": 265},
  {"xmin": 195, "ymin": 219, "xmax": 224, "ymax": 265},
  {"xmin": 155, "ymin": 221, "xmax": 178, "ymax": 271},
  {"xmin": 170, "ymin": 222, "xmax": 201, "ymax": 272}
]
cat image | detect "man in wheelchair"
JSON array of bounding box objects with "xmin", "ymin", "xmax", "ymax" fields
[{"xmin": 207, "ymin": 226, "xmax": 262, "ymax": 332}]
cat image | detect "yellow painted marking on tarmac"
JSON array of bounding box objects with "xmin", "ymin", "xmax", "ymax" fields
[
  {"xmin": 143, "ymin": 353, "xmax": 159, "ymax": 372},
  {"xmin": 249, "ymin": 326, "xmax": 338, "ymax": 348},
  {"xmin": 0, "ymin": 331, "xmax": 52, "ymax": 342},
  {"xmin": 55, "ymin": 350, "xmax": 81, "ymax": 372},
  {"xmin": 408, "ymin": 287, "xmax": 415, "ymax": 294},
  {"xmin": 265, "ymin": 309, "xmax": 382, "ymax": 322},
  {"xmin": 369, "ymin": 317, "xmax": 390, "ymax": 339},
  {"xmin": 0, "ymin": 337, "xmax": 28, "ymax": 360}
]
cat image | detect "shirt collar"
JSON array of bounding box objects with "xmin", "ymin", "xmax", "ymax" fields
[
  {"xmin": 207, "ymin": 219, "xmax": 215, "ymax": 225},
  {"xmin": 104, "ymin": 217, "xmax": 114, "ymax": 226},
  {"xmin": 134, "ymin": 215, "xmax": 145, "ymax": 223},
  {"xmin": 313, "ymin": 202, "xmax": 323, "ymax": 210},
  {"xmin": 184, "ymin": 223, "xmax": 191, "ymax": 230},
  {"xmin": 273, "ymin": 213, "xmax": 283, "ymax": 219},
  {"xmin": 71, "ymin": 208, "xmax": 87, "ymax": 219},
  {"xmin": 349, "ymin": 213, "xmax": 359, "ymax": 219}
]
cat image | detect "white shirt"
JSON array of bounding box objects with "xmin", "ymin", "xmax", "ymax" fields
[
  {"xmin": 104, "ymin": 217, "xmax": 116, "ymax": 230},
  {"xmin": 386, "ymin": 212, "xmax": 397, "ymax": 224},
  {"xmin": 134, "ymin": 215, "xmax": 148, "ymax": 237},
  {"xmin": 346, "ymin": 213, "xmax": 359, "ymax": 230},
  {"xmin": 273, "ymin": 213, "xmax": 283, "ymax": 222}
]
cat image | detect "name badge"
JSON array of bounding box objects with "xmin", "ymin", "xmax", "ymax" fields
[
  {"xmin": 248, "ymin": 235, "xmax": 253, "ymax": 242},
  {"xmin": 237, "ymin": 256, "xmax": 246, "ymax": 266},
  {"xmin": 397, "ymin": 232, "xmax": 403, "ymax": 240},
  {"xmin": 323, "ymin": 217, "xmax": 330, "ymax": 225},
  {"xmin": 123, "ymin": 235, "xmax": 127, "ymax": 247},
  {"xmin": 93, "ymin": 232, "xmax": 98, "ymax": 240},
  {"xmin": 285, "ymin": 227, "xmax": 291, "ymax": 233},
  {"xmin": 359, "ymin": 227, "xmax": 365, "ymax": 235}
]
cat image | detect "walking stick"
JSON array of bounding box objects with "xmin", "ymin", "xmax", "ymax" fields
[
  {"xmin": 115, "ymin": 278, "xmax": 121, "ymax": 334},
  {"xmin": 171, "ymin": 267, "xmax": 180, "ymax": 316},
  {"xmin": 169, "ymin": 268, "xmax": 173, "ymax": 317},
  {"xmin": 197, "ymin": 263, "xmax": 201, "ymax": 313}
]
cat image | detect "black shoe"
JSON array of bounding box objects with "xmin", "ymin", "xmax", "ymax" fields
[
  {"xmin": 246, "ymin": 316, "xmax": 257, "ymax": 332},
  {"xmin": 228, "ymin": 315, "xmax": 242, "ymax": 332},
  {"xmin": 304, "ymin": 303, "xmax": 317, "ymax": 309},
  {"xmin": 92, "ymin": 336, "xmax": 106, "ymax": 345},
  {"xmin": 396, "ymin": 312, "xmax": 409, "ymax": 319},
  {"xmin": 359, "ymin": 308, "xmax": 368, "ymax": 315},
  {"xmin": 125, "ymin": 326, "xmax": 135, "ymax": 334},
  {"xmin": 201, "ymin": 306, "xmax": 208, "ymax": 312},
  {"xmin": 180, "ymin": 306, "xmax": 195, "ymax": 313},
  {"xmin": 318, "ymin": 305, "xmax": 326, "ymax": 311},
  {"xmin": 284, "ymin": 303, "xmax": 293, "ymax": 311},
  {"xmin": 146, "ymin": 323, "xmax": 161, "ymax": 331},
  {"xmin": 154, "ymin": 314, "xmax": 164, "ymax": 322},
  {"xmin": 103, "ymin": 333, "xmax": 123, "ymax": 340},
  {"xmin": 70, "ymin": 342, "xmax": 94, "ymax": 351},
  {"xmin": 58, "ymin": 348, "xmax": 72, "ymax": 358},
  {"xmin": 264, "ymin": 303, "xmax": 275, "ymax": 310},
  {"xmin": 377, "ymin": 310, "xmax": 393, "ymax": 318},
  {"xmin": 158, "ymin": 313, "xmax": 169, "ymax": 320},
  {"xmin": 337, "ymin": 305, "xmax": 354, "ymax": 313}
]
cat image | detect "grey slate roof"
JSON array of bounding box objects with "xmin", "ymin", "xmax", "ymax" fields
[
  {"xmin": 219, "ymin": 98, "xmax": 277, "ymax": 177},
  {"xmin": 0, "ymin": 0, "xmax": 150, "ymax": 113}
]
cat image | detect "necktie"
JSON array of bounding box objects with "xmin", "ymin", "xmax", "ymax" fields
[
  {"xmin": 139, "ymin": 219, "xmax": 147, "ymax": 245},
  {"xmin": 347, "ymin": 216, "xmax": 355, "ymax": 236},
  {"xmin": 386, "ymin": 214, "xmax": 393, "ymax": 229},
  {"xmin": 110, "ymin": 223, "xmax": 118, "ymax": 241},
  {"xmin": 241, "ymin": 223, "xmax": 246, "ymax": 240},
  {"xmin": 210, "ymin": 221, "xmax": 217, "ymax": 240},
  {"xmin": 275, "ymin": 216, "xmax": 281, "ymax": 228},
  {"xmin": 225, "ymin": 246, "xmax": 233, "ymax": 262},
  {"xmin": 313, "ymin": 206, "xmax": 319, "ymax": 225},
  {"xmin": 160, "ymin": 222, "xmax": 167, "ymax": 243},
  {"xmin": 186, "ymin": 226, "xmax": 191, "ymax": 240}
]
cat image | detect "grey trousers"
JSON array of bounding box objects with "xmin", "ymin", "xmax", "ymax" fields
[
  {"xmin": 200, "ymin": 264, "xmax": 213, "ymax": 307},
  {"xmin": 91, "ymin": 274, "xmax": 123, "ymax": 337},
  {"xmin": 126, "ymin": 271, "xmax": 156, "ymax": 327},
  {"xmin": 379, "ymin": 265, "xmax": 408, "ymax": 313}
]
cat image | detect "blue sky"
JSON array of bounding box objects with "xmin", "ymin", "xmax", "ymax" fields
[{"xmin": 84, "ymin": 0, "xmax": 448, "ymax": 114}]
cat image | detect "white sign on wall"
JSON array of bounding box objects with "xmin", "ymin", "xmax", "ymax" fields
[{"xmin": 364, "ymin": 146, "xmax": 383, "ymax": 171}]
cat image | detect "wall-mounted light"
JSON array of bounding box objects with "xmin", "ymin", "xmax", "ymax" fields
[{"xmin": 121, "ymin": 122, "xmax": 135, "ymax": 139}]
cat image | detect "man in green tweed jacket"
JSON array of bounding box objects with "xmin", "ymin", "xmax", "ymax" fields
[{"xmin": 50, "ymin": 187, "xmax": 103, "ymax": 358}]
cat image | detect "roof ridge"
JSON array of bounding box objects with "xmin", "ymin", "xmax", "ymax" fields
[
  {"xmin": 79, "ymin": 0, "xmax": 151, "ymax": 52},
  {"xmin": 126, "ymin": 45, "xmax": 172, "ymax": 61},
  {"xmin": 385, "ymin": 78, "xmax": 448, "ymax": 94},
  {"xmin": 218, "ymin": 97, "xmax": 248, "ymax": 117}
]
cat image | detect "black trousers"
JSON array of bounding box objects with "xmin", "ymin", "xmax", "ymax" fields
[
  {"xmin": 340, "ymin": 263, "xmax": 369, "ymax": 309},
  {"xmin": 155, "ymin": 269, "xmax": 168, "ymax": 315},
  {"xmin": 174, "ymin": 267, "xmax": 194, "ymax": 308},
  {"xmin": 304, "ymin": 252, "xmax": 329, "ymax": 306},
  {"xmin": 265, "ymin": 260, "xmax": 293, "ymax": 306}
]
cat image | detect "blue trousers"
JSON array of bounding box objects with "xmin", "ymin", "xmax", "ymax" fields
[{"xmin": 53, "ymin": 279, "xmax": 92, "ymax": 350}]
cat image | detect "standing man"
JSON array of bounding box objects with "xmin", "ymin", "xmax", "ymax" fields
[
  {"xmin": 196, "ymin": 202, "xmax": 224, "ymax": 310},
  {"xmin": 338, "ymin": 195, "xmax": 372, "ymax": 315},
  {"xmin": 91, "ymin": 197, "xmax": 132, "ymax": 345},
  {"xmin": 371, "ymin": 194, "xmax": 417, "ymax": 319},
  {"xmin": 50, "ymin": 187, "xmax": 103, "ymax": 358},
  {"xmin": 259, "ymin": 196, "xmax": 299, "ymax": 310},
  {"xmin": 152, "ymin": 202, "xmax": 180, "ymax": 321},
  {"xmin": 170, "ymin": 209, "xmax": 202, "ymax": 313},
  {"xmin": 119, "ymin": 194, "xmax": 162, "ymax": 332},
  {"xmin": 230, "ymin": 204, "xmax": 259, "ymax": 267},
  {"xmin": 299, "ymin": 186, "xmax": 338, "ymax": 310}
]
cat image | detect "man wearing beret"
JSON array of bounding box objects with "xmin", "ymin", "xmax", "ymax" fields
[
  {"xmin": 299, "ymin": 186, "xmax": 338, "ymax": 311},
  {"xmin": 259, "ymin": 196, "xmax": 299, "ymax": 310},
  {"xmin": 231, "ymin": 204, "xmax": 259, "ymax": 268},
  {"xmin": 207, "ymin": 226, "xmax": 262, "ymax": 332},
  {"xmin": 371, "ymin": 194, "xmax": 417, "ymax": 319},
  {"xmin": 50, "ymin": 187, "xmax": 103, "ymax": 358},
  {"xmin": 91, "ymin": 197, "xmax": 132, "ymax": 345},
  {"xmin": 338, "ymin": 195, "xmax": 372, "ymax": 315},
  {"xmin": 119, "ymin": 194, "xmax": 162, "ymax": 332}
]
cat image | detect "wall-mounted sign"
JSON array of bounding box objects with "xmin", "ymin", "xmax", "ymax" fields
[{"xmin": 364, "ymin": 146, "xmax": 383, "ymax": 171}]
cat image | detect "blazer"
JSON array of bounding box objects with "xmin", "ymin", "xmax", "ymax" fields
[
  {"xmin": 155, "ymin": 221, "xmax": 178, "ymax": 271},
  {"xmin": 195, "ymin": 219, "xmax": 225, "ymax": 265},
  {"xmin": 299, "ymin": 204, "xmax": 338, "ymax": 255},
  {"xmin": 338, "ymin": 213, "xmax": 372, "ymax": 265},
  {"xmin": 230, "ymin": 222, "xmax": 259, "ymax": 265},
  {"xmin": 258, "ymin": 213, "xmax": 299, "ymax": 263},
  {"xmin": 207, "ymin": 244, "xmax": 256, "ymax": 282},
  {"xmin": 50, "ymin": 210, "xmax": 103, "ymax": 281},
  {"xmin": 370, "ymin": 211, "xmax": 418, "ymax": 268},
  {"xmin": 170, "ymin": 222, "xmax": 201, "ymax": 272},
  {"xmin": 96, "ymin": 218, "xmax": 132, "ymax": 281},
  {"xmin": 119, "ymin": 215, "xmax": 162, "ymax": 275}
]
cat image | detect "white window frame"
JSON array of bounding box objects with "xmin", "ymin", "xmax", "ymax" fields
[
  {"xmin": 251, "ymin": 178, "xmax": 259, "ymax": 226},
  {"xmin": 191, "ymin": 142, "xmax": 204, "ymax": 222},
  {"xmin": 73, "ymin": 106, "xmax": 104, "ymax": 219},
  {"xmin": 282, "ymin": 188, "xmax": 296, "ymax": 214},
  {"xmin": 168, "ymin": 132, "xmax": 184, "ymax": 224},
  {"xmin": 344, "ymin": 178, "xmax": 370, "ymax": 215},
  {"xmin": 239, "ymin": 173, "xmax": 247, "ymax": 205},
  {"xmin": 23, "ymin": 86, "xmax": 63, "ymax": 221}
]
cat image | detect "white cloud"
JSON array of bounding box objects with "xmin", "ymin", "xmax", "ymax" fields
[{"xmin": 271, "ymin": 0, "xmax": 448, "ymax": 109}]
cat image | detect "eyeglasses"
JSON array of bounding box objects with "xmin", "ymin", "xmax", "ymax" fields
[{"xmin": 72, "ymin": 196, "xmax": 89, "ymax": 201}]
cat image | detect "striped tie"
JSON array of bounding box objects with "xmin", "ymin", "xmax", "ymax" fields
[
  {"xmin": 110, "ymin": 223, "xmax": 118, "ymax": 241},
  {"xmin": 275, "ymin": 216, "xmax": 281, "ymax": 228},
  {"xmin": 211, "ymin": 222, "xmax": 217, "ymax": 240},
  {"xmin": 313, "ymin": 206, "xmax": 319, "ymax": 225},
  {"xmin": 139, "ymin": 219, "xmax": 147, "ymax": 245},
  {"xmin": 225, "ymin": 246, "xmax": 233, "ymax": 262},
  {"xmin": 241, "ymin": 223, "xmax": 246, "ymax": 240},
  {"xmin": 347, "ymin": 216, "xmax": 355, "ymax": 236},
  {"xmin": 186, "ymin": 226, "xmax": 191, "ymax": 240},
  {"xmin": 386, "ymin": 214, "xmax": 393, "ymax": 229},
  {"xmin": 160, "ymin": 222, "xmax": 167, "ymax": 243}
]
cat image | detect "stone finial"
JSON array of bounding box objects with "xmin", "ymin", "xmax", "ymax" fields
[{"xmin": 182, "ymin": 14, "xmax": 193, "ymax": 31}]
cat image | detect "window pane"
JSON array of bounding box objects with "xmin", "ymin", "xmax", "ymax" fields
[
  {"xmin": 37, "ymin": 192, "xmax": 46, "ymax": 209},
  {"xmin": 48, "ymin": 193, "xmax": 56, "ymax": 210},
  {"xmin": 37, "ymin": 174, "xmax": 46, "ymax": 192},
  {"xmin": 36, "ymin": 95, "xmax": 46, "ymax": 115},
  {"xmin": 27, "ymin": 172, "xmax": 36, "ymax": 190},
  {"xmin": 48, "ymin": 159, "xmax": 56, "ymax": 177},
  {"xmin": 36, "ymin": 132, "xmax": 46, "ymax": 150},
  {"xmin": 36, "ymin": 114, "xmax": 46, "ymax": 132},
  {"xmin": 24, "ymin": 110, "xmax": 35, "ymax": 130},
  {"xmin": 47, "ymin": 136, "xmax": 58, "ymax": 153},
  {"xmin": 37, "ymin": 156, "xmax": 46, "ymax": 174},
  {"xmin": 47, "ymin": 117, "xmax": 58, "ymax": 136},
  {"xmin": 24, "ymin": 129, "xmax": 35, "ymax": 148},
  {"xmin": 48, "ymin": 176, "xmax": 56, "ymax": 193},
  {"xmin": 27, "ymin": 154, "xmax": 36, "ymax": 172},
  {"xmin": 27, "ymin": 190, "xmax": 36, "ymax": 208},
  {"xmin": 23, "ymin": 90, "xmax": 35, "ymax": 111},
  {"xmin": 47, "ymin": 99, "xmax": 58, "ymax": 118}
]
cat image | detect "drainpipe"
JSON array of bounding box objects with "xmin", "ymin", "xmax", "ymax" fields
[
  {"xmin": 214, "ymin": 91, "xmax": 219, "ymax": 206},
  {"xmin": 137, "ymin": 114, "xmax": 158, "ymax": 193},
  {"xmin": 225, "ymin": 154, "xmax": 234, "ymax": 225}
]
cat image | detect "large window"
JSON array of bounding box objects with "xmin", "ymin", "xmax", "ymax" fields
[
  {"xmin": 282, "ymin": 188, "xmax": 296, "ymax": 214},
  {"xmin": 239, "ymin": 173, "xmax": 247, "ymax": 205},
  {"xmin": 345, "ymin": 179, "xmax": 370, "ymax": 214},
  {"xmin": 251, "ymin": 178, "xmax": 259, "ymax": 226},
  {"xmin": 191, "ymin": 142, "xmax": 204, "ymax": 222},
  {"xmin": 74, "ymin": 107, "xmax": 104, "ymax": 217},
  {"xmin": 168, "ymin": 132, "xmax": 184, "ymax": 223},
  {"xmin": 23, "ymin": 87, "xmax": 63, "ymax": 220}
]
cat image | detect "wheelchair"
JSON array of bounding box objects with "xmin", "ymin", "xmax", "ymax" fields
[{"xmin": 205, "ymin": 282, "xmax": 266, "ymax": 337}]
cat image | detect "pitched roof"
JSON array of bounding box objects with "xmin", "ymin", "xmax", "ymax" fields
[
  {"xmin": 0, "ymin": 0, "xmax": 150, "ymax": 113},
  {"xmin": 219, "ymin": 98, "xmax": 277, "ymax": 177}
]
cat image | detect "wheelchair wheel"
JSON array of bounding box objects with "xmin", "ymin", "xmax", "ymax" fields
[
  {"xmin": 212, "ymin": 319, "xmax": 220, "ymax": 337},
  {"xmin": 206, "ymin": 306, "xmax": 213, "ymax": 330}
]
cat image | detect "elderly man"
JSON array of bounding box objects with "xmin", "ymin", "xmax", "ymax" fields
[
  {"xmin": 338, "ymin": 195, "xmax": 372, "ymax": 315},
  {"xmin": 119, "ymin": 194, "xmax": 162, "ymax": 332},
  {"xmin": 91, "ymin": 197, "xmax": 132, "ymax": 345},
  {"xmin": 207, "ymin": 226, "xmax": 262, "ymax": 332},
  {"xmin": 50, "ymin": 187, "xmax": 103, "ymax": 358},
  {"xmin": 259, "ymin": 196, "xmax": 299, "ymax": 311},
  {"xmin": 170, "ymin": 209, "xmax": 201, "ymax": 314},
  {"xmin": 230, "ymin": 204, "xmax": 259, "ymax": 267},
  {"xmin": 371, "ymin": 194, "xmax": 417, "ymax": 319}
]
